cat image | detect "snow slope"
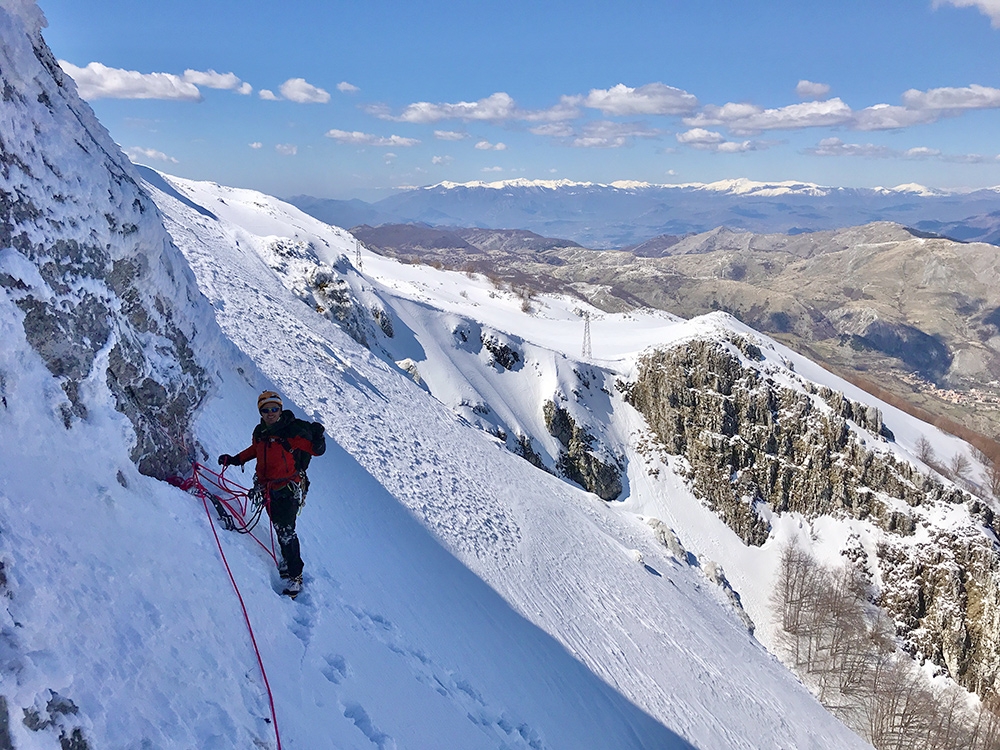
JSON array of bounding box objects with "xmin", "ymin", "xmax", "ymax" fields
[{"xmin": 139, "ymin": 171, "xmax": 878, "ymax": 749}]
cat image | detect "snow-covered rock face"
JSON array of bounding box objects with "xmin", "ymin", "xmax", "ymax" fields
[{"xmin": 0, "ymin": 5, "xmax": 210, "ymax": 477}]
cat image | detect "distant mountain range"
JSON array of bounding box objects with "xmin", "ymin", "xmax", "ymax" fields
[{"xmin": 289, "ymin": 178, "xmax": 1000, "ymax": 248}]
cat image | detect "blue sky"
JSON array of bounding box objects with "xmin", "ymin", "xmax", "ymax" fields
[{"xmin": 37, "ymin": 0, "xmax": 1000, "ymax": 200}]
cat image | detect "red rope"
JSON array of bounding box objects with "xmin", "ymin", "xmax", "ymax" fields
[
  {"xmin": 186, "ymin": 463, "xmax": 278, "ymax": 562},
  {"xmin": 173, "ymin": 462, "xmax": 283, "ymax": 750}
]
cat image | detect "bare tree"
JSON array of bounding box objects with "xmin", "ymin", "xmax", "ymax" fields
[
  {"xmin": 950, "ymin": 453, "xmax": 973, "ymax": 483},
  {"xmin": 972, "ymin": 446, "xmax": 992, "ymax": 468},
  {"xmin": 990, "ymin": 460, "xmax": 1000, "ymax": 500},
  {"xmin": 969, "ymin": 701, "xmax": 1000, "ymax": 750},
  {"xmin": 916, "ymin": 435, "xmax": 936, "ymax": 464},
  {"xmin": 772, "ymin": 544, "xmax": 830, "ymax": 670}
]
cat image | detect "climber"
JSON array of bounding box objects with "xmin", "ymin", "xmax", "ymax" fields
[{"xmin": 218, "ymin": 391, "xmax": 325, "ymax": 598}]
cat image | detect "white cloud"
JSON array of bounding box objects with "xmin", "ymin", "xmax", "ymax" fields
[
  {"xmin": 904, "ymin": 146, "xmax": 943, "ymax": 158},
  {"xmin": 275, "ymin": 143, "xmax": 297, "ymax": 156},
  {"xmin": 183, "ymin": 69, "xmax": 251, "ymax": 94},
  {"xmin": 902, "ymin": 83, "xmax": 1000, "ymax": 110},
  {"xmin": 676, "ymin": 128, "xmax": 761, "ymax": 153},
  {"xmin": 361, "ymin": 103, "xmax": 392, "ymax": 118},
  {"xmin": 474, "ymin": 140, "xmax": 507, "ymax": 151},
  {"xmin": 432, "ymin": 155, "xmax": 453, "ymax": 165},
  {"xmin": 337, "ymin": 81, "xmax": 360, "ymax": 93},
  {"xmin": 583, "ymin": 83, "xmax": 698, "ymax": 116},
  {"xmin": 249, "ymin": 142, "xmax": 263, "ymax": 149},
  {"xmin": 529, "ymin": 122, "xmax": 575, "ymax": 138},
  {"xmin": 482, "ymin": 166, "xmax": 504, "ymax": 172},
  {"xmin": 434, "ymin": 130, "xmax": 468, "ymax": 141},
  {"xmin": 715, "ymin": 140, "xmax": 758, "ymax": 153},
  {"xmin": 942, "ymin": 151, "xmax": 1000, "ymax": 163},
  {"xmin": 259, "ymin": 89, "xmax": 279, "ymax": 101},
  {"xmin": 279, "ymin": 78, "xmax": 331, "ymax": 104},
  {"xmin": 377, "ymin": 91, "xmax": 578, "ymax": 125},
  {"xmin": 676, "ymin": 128, "xmax": 725, "ymax": 146},
  {"xmin": 570, "ymin": 120, "xmax": 661, "ymax": 148},
  {"xmin": 806, "ymin": 137, "xmax": 893, "ymax": 158},
  {"xmin": 390, "ymin": 92, "xmax": 518, "ymax": 123},
  {"xmin": 520, "ymin": 95, "xmax": 583, "ymax": 122},
  {"xmin": 124, "ymin": 146, "xmax": 178, "ymax": 163},
  {"xmin": 852, "ymin": 103, "xmax": 942, "ymax": 130},
  {"xmin": 805, "ymin": 137, "xmax": 988, "ymax": 161},
  {"xmin": 796, "ymin": 80, "xmax": 830, "ymax": 100},
  {"xmin": 59, "ymin": 61, "xmax": 201, "ymax": 101},
  {"xmin": 325, "ymin": 129, "xmax": 420, "ymax": 147},
  {"xmin": 685, "ymin": 98, "xmax": 854, "ymax": 134},
  {"xmin": 933, "ymin": 0, "xmax": 1000, "ymax": 27}
]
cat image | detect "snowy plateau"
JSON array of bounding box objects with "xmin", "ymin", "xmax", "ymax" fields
[{"xmin": 1, "ymin": 2, "xmax": 998, "ymax": 749}]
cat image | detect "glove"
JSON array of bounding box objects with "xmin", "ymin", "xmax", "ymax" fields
[{"xmin": 218, "ymin": 454, "xmax": 236, "ymax": 467}]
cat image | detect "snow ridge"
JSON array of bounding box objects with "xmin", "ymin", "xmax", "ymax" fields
[{"xmin": 423, "ymin": 176, "xmax": 962, "ymax": 197}]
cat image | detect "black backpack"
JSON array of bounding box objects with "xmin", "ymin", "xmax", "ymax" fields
[{"xmin": 290, "ymin": 420, "xmax": 326, "ymax": 472}]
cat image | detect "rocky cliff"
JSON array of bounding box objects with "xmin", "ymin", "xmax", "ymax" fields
[
  {"xmin": 624, "ymin": 332, "xmax": 1000, "ymax": 700},
  {"xmin": 543, "ymin": 399, "xmax": 623, "ymax": 501},
  {"xmin": 0, "ymin": 4, "xmax": 211, "ymax": 478}
]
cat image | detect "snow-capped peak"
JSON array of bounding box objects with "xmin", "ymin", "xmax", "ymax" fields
[
  {"xmin": 694, "ymin": 177, "xmax": 831, "ymax": 196},
  {"xmin": 886, "ymin": 182, "xmax": 946, "ymax": 197},
  {"xmin": 431, "ymin": 178, "xmax": 596, "ymax": 190}
]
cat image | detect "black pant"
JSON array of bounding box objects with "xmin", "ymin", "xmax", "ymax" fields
[{"xmin": 267, "ymin": 483, "xmax": 303, "ymax": 578}]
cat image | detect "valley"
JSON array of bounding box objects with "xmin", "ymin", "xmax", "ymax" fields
[{"xmin": 347, "ymin": 220, "xmax": 1000, "ymax": 456}]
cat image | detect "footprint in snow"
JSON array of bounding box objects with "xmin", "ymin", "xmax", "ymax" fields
[
  {"xmin": 344, "ymin": 605, "xmax": 546, "ymax": 748},
  {"xmin": 343, "ymin": 702, "xmax": 396, "ymax": 750},
  {"xmin": 321, "ymin": 653, "xmax": 349, "ymax": 684}
]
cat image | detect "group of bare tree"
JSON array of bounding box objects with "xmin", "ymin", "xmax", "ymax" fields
[
  {"xmin": 973, "ymin": 446, "xmax": 1000, "ymax": 499},
  {"xmin": 772, "ymin": 545, "xmax": 1000, "ymax": 749},
  {"xmin": 913, "ymin": 435, "xmax": 1000, "ymax": 498}
]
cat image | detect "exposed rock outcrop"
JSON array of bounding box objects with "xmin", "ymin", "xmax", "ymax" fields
[
  {"xmin": 543, "ymin": 400, "xmax": 622, "ymax": 501},
  {"xmin": 481, "ymin": 332, "xmax": 522, "ymax": 371},
  {"xmin": 625, "ymin": 334, "xmax": 1000, "ymax": 700},
  {"xmin": 878, "ymin": 530, "xmax": 1000, "ymax": 699},
  {"xmin": 625, "ymin": 337, "xmax": 965, "ymax": 543},
  {"xmin": 0, "ymin": 7, "xmax": 209, "ymax": 478}
]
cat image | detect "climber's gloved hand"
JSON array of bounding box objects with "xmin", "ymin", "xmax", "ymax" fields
[{"xmin": 218, "ymin": 454, "xmax": 235, "ymax": 467}]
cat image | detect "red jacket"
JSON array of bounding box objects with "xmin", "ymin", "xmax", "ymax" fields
[{"xmin": 235, "ymin": 411, "xmax": 318, "ymax": 485}]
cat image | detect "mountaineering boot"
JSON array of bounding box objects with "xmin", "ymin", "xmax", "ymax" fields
[{"xmin": 281, "ymin": 575, "xmax": 303, "ymax": 599}]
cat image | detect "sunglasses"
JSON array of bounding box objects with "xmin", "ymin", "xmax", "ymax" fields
[{"xmin": 260, "ymin": 406, "xmax": 281, "ymax": 414}]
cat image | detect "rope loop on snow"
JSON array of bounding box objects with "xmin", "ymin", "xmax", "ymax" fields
[
  {"xmin": 169, "ymin": 461, "xmax": 283, "ymax": 750},
  {"xmin": 175, "ymin": 462, "xmax": 278, "ymax": 562}
]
